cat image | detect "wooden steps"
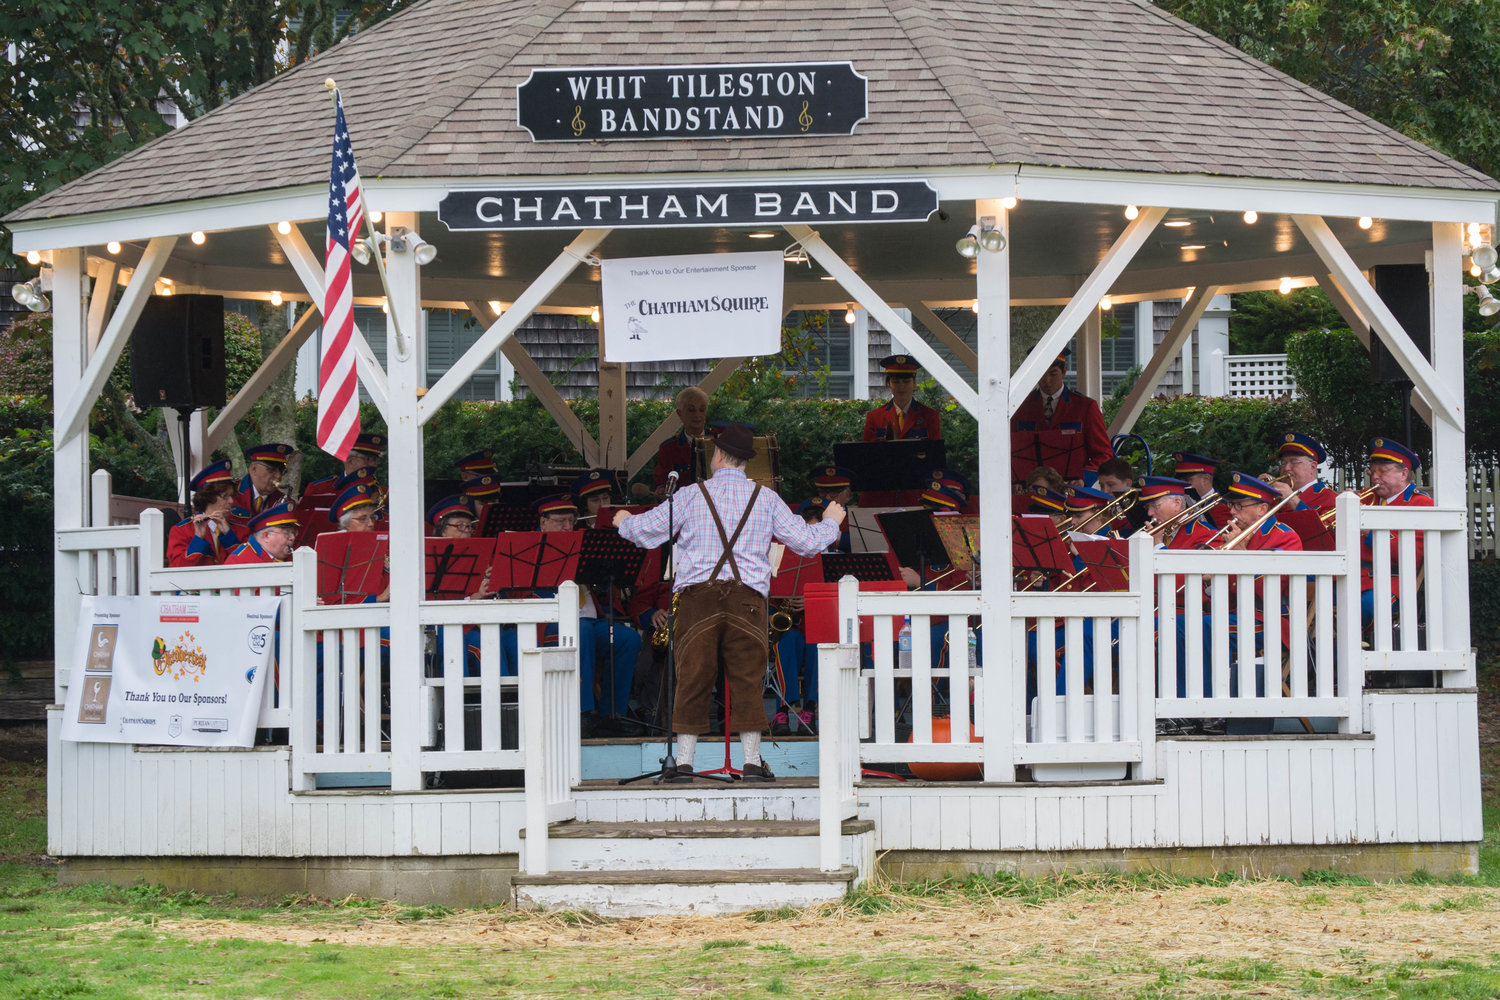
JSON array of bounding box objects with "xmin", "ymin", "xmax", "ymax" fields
[{"xmin": 514, "ymin": 818, "xmax": 874, "ymax": 916}]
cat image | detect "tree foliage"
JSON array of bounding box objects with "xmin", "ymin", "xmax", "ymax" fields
[
  {"xmin": 1228, "ymin": 288, "xmax": 1346, "ymax": 354},
  {"xmin": 0, "ymin": 0, "xmax": 413, "ymax": 262},
  {"xmin": 1158, "ymin": 0, "xmax": 1500, "ymax": 179}
]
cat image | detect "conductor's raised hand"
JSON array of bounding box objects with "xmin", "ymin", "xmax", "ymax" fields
[{"xmin": 823, "ymin": 500, "xmax": 846, "ymax": 525}]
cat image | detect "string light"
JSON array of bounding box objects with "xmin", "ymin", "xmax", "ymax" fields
[
  {"xmin": 106, "ymin": 241, "xmax": 121, "ymax": 254},
  {"xmin": 270, "ymin": 291, "xmax": 283, "ymax": 306},
  {"xmin": 1358, "ymin": 217, "xmax": 1373, "ymax": 230},
  {"xmin": 369, "ymin": 211, "xmax": 383, "ymax": 223},
  {"xmin": 844, "ymin": 304, "xmax": 856, "ymax": 324},
  {"xmin": 190, "ymin": 231, "xmax": 206, "ymax": 245},
  {"xmin": 590, "ymin": 306, "xmax": 600, "ymax": 323},
  {"xmin": 277, "ymin": 221, "xmax": 292, "ymax": 235},
  {"xmin": 1243, "ymin": 210, "xmax": 1258, "ymax": 224},
  {"xmin": 970, "ymin": 300, "xmax": 980, "ymax": 314},
  {"xmin": 1099, "ymin": 296, "xmax": 1113, "ymax": 311},
  {"xmin": 1124, "ymin": 205, "xmax": 1139, "ymax": 220},
  {"xmin": 1001, "ymin": 195, "xmax": 1018, "ymax": 210},
  {"xmin": 1279, "ymin": 277, "xmax": 1293, "ymax": 295},
  {"xmin": 25, "ymin": 250, "xmax": 40, "ymax": 265}
]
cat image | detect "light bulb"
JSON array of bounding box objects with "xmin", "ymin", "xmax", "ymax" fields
[
  {"xmin": 970, "ymin": 300, "xmax": 980, "ymax": 314},
  {"xmin": 106, "ymin": 241, "xmax": 121, "ymax": 254},
  {"xmin": 369, "ymin": 211, "xmax": 382, "ymax": 223},
  {"xmin": 1279, "ymin": 277, "xmax": 1293, "ymax": 294},
  {"xmin": 1468, "ymin": 222, "xmax": 1483, "ymax": 240},
  {"xmin": 160, "ymin": 284, "xmax": 173, "ymax": 296},
  {"xmin": 1124, "ymin": 205, "xmax": 1139, "ymax": 220},
  {"xmin": 1358, "ymin": 216, "xmax": 1373, "ymax": 230},
  {"xmin": 844, "ymin": 304, "xmax": 856, "ymax": 324},
  {"xmin": 1099, "ymin": 296, "xmax": 1112, "ymax": 311},
  {"xmin": 25, "ymin": 250, "xmax": 40, "ymax": 265},
  {"xmin": 954, "ymin": 226, "xmax": 980, "ymax": 258},
  {"xmin": 1243, "ymin": 210, "xmax": 1258, "ymax": 224},
  {"xmin": 277, "ymin": 220, "xmax": 292, "ymax": 235},
  {"xmin": 590, "ymin": 306, "xmax": 600, "ymax": 323},
  {"xmin": 270, "ymin": 291, "xmax": 283, "ymax": 306},
  {"xmin": 1001, "ymin": 195, "xmax": 1018, "ymax": 210},
  {"xmin": 1473, "ymin": 262, "xmax": 1483, "ymax": 278},
  {"xmin": 978, "ymin": 227, "xmax": 1006, "ymax": 253},
  {"xmin": 191, "ymin": 231, "xmax": 205, "ymax": 245},
  {"xmin": 380, "ymin": 300, "xmax": 388, "ymax": 314}
]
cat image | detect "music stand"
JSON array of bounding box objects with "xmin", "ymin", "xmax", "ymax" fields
[
  {"xmin": 930, "ymin": 514, "xmax": 981, "ymax": 578},
  {"xmin": 1011, "ymin": 515, "xmax": 1073, "ymax": 589},
  {"xmin": 1010, "ymin": 430, "xmax": 1085, "ymax": 483},
  {"xmin": 575, "ymin": 529, "xmax": 647, "ymax": 726},
  {"xmin": 295, "ymin": 508, "xmax": 333, "ymax": 548},
  {"xmin": 1070, "ymin": 539, "xmax": 1130, "ymax": 591},
  {"xmin": 480, "ymin": 503, "xmax": 537, "ymax": 538},
  {"xmin": 834, "ymin": 440, "xmax": 947, "ymax": 492},
  {"xmin": 821, "ymin": 551, "xmax": 900, "ymax": 583},
  {"xmin": 487, "ymin": 530, "xmax": 582, "ymax": 591},
  {"xmin": 315, "ymin": 531, "xmax": 390, "ymax": 604},
  {"xmin": 769, "ymin": 548, "xmax": 823, "ymax": 598},
  {"xmin": 425, "ymin": 537, "xmax": 497, "ymax": 599},
  {"xmin": 1279, "ymin": 508, "xmax": 1335, "ymax": 551},
  {"xmin": 848, "ymin": 506, "xmax": 913, "ymax": 553},
  {"xmin": 875, "ymin": 509, "xmax": 949, "ymax": 584}
]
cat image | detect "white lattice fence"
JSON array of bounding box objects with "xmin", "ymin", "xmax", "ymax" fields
[{"xmin": 1223, "ymin": 353, "xmax": 1295, "ymax": 398}]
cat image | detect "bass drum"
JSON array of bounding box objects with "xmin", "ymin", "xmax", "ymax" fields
[{"xmin": 694, "ymin": 433, "xmax": 782, "ymax": 493}]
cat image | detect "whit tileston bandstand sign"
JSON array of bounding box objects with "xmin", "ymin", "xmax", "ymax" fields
[
  {"xmin": 517, "ymin": 62, "xmax": 868, "ymax": 140},
  {"xmin": 437, "ymin": 181, "xmax": 938, "ymax": 231}
]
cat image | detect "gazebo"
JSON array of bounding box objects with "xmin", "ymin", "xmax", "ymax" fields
[{"xmin": 14, "ymin": 0, "xmax": 1488, "ymax": 914}]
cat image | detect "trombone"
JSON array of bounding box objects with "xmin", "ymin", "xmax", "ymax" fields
[
  {"xmin": 1142, "ymin": 490, "xmax": 1223, "ymax": 540},
  {"xmin": 1317, "ymin": 485, "xmax": 1378, "ymax": 525}
]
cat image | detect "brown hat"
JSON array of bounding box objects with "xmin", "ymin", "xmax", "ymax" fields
[{"xmin": 715, "ymin": 422, "xmax": 757, "ymax": 461}]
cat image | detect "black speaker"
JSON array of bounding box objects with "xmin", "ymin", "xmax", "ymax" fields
[
  {"xmin": 129, "ymin": 294, "xmax": 227, "ymax": 409},
  {"xmin": 1368, "ymin": 264, "xmax": 1430, "ymax": 384}
]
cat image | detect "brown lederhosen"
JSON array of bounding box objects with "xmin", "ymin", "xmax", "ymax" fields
[{"xmin": 673, "ymin": 483, "xmax": 769, "ymax": 735}]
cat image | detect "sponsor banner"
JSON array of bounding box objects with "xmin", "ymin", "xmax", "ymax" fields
[
  {"xmin": 600, "ymin": 251, "xmax": 783, "ymax": 363},
  {"xmin": 436, "ymin": 180, "xmax": 938, "ymax": 231},
  {"xmin": 516, "ymin": 62, "xmax": 867, "ymax": 141},
  {"xmin": 60, "ymin": 595, "xmax": 278, "ymax": 748}
]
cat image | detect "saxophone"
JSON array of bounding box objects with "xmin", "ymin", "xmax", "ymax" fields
[{"xmin": 651, "ymin": 590, "xmax": 679, "ymax": 648}]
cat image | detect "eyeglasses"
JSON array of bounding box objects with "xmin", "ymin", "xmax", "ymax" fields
[
  {"xmin": 445, "ymin": 520, "xmax": 477, "ymax": 534},
  {"xmin": 347, "ymin": 512, "xmax": 377, "ymax": 525}
]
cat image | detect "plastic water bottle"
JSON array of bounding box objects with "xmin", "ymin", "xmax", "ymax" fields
[
  {"xmin": 966, "ymin": 626, "xmax": 978, "ymax": 670},
  {"xmin": 898, "ymin": 616, "xmax": 912, "ymax": 670}
]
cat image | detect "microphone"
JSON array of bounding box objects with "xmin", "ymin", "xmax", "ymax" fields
[{"xmin": 665, "ymin": 470, "xmax": 680, "ymax": 496}]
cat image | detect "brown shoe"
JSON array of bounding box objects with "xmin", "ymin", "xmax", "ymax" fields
[
  {"xmin": 741, "ymin": 761, "xmax": 775, "ymax": 782},
  {"xmin": 666, "ymin": 760, "xmax": 695, "ymax": 783}
]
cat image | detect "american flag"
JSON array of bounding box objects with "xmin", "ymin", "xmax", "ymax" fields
[{"xmin": 318, "ymin": 91, "xmax": 365, "ymax": 461}]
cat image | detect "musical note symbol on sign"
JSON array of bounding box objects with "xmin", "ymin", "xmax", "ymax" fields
[
  {"xmin": 798, "ymin": 101, "xmax": 813, "ymax": 132},
  {"xmin": 571, "ymin": 105, "xmax": 587, "ymax": 136}
]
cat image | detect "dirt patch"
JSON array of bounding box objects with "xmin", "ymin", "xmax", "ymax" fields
[{"xmin": 118, "ymin": 881, "xmax": 1498, "ymax": 973}]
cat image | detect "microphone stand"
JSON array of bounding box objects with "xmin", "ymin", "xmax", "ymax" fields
[{"xmin": 620, "ymin": 471, "xmax": 730, "ymax": 784}]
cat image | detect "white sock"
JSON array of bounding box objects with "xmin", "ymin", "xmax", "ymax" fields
[
  {"xmin": 740, "ymin": 730, "xmax": 762, "ymax": 766},
  {"xmin": 675, "ymin": 733, "xmax": 697, "ymax": 768}
]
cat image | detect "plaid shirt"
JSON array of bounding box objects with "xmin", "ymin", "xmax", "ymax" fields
[{"xmin": 619, "ymin": 467, "xmax": 839, "ymax": 597}]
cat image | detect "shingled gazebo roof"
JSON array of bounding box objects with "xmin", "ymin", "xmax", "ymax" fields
[{"xmin": 9, "ymin": 0, "xmax": 1497, "ymax": 227}]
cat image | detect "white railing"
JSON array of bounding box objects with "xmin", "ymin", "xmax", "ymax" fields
[
  {"xmin": 1223, "ymin": 352, "xmax": 1295, "ymax": 399},
  {"xmin": 816, "ymin": 583, "xmax": 863, "ymax": 870},
  {"xmin": 520, "ymin": 642, "xmax": 582, "ymax": 876}
]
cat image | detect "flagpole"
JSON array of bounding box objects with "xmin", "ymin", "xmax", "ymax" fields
[{"xmin": 325, "ymin": 78, "xmax": 410, "ymax": 360}]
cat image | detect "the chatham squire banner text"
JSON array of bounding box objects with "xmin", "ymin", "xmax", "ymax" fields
[
  {"xmin": 517, "ymin": 62, "xmax": 868, "ymax": 140},
  {"xmin": 438, "ymin": 181, "xmax": 938, "ymax": 231}
]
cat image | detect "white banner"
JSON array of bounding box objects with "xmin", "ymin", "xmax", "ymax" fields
[
  {"xmin": 600, "ymin": 251, "xmax": 784, "ymax": 362},
  {"xmin": 61, "ymin": 595, "xmax": 279, "ymax": 748}
]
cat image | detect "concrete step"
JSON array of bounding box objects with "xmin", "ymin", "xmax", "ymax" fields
[
  {"xmin": 522, "ymin": 818, "xmax": 874, "ymax": 872},
  {"xmin": 512, "ymin": 865, "xmax": 860, "ymax": 916}
]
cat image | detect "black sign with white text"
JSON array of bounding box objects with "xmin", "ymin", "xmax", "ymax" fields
[
  {"xmin": 516, "ymin": 63, "xmax": 868, "ymax": 141},
  {"xmin": 438, "ymin": 181, "xmax": 938, "ymax": 231}
]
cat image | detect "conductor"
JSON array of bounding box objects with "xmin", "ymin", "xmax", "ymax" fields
[{"xmin": 615, "ymin": 423, "xmax": 845, "ymax": 783}]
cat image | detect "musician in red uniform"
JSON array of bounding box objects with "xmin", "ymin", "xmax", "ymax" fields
[
  {"xmin": 1269, "ymin": 432, "xmax": 1337, "ymax": 515},
  {"xmin": 167, "ymin": 460, "xmax": 242, "ymax": 567},
  {"xmin": 1139, "ymin": 477, "xmax": 1218, "ymax": 550},
  {"xmin": 1217, "ymin": 472, "xmax": 1303, "ymax": 552},
  {"xmin": 456, "ymin": 448, "xmax": 499, "ymax": 481},
  {"xmin": 233, "ymin": 443, "xmax": 293, "ymax": 518},
  {"xmin": 573, "ymin": 468, "xmax": 617, "ymax": 525},
  {"xmin": 1010, "ymin": 349, "xmax": 1113, "ymax": 476},
  {"xmin": 862, "ymin": 354, "xmax": 941, "ymax": 441},
  {"xmin": 224, "ymin": 503, "xmax": 299, "ymax": 564},
  {"xmin": 1359, "ymin": 437, "xmax": 1433, "ymax": 626},
  {"xmin": 300, "ymin": 433, "xmax": 385, "ymax": 508},
  {"xmin": 1173, "ymin": 452, "xmax": 1231, "ymax": 528},
  {"xmin": 654, "ymin": 386, "xmax": 711, "ymax": 490}
]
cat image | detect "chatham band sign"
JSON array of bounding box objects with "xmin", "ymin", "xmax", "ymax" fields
[
  {"xmin": 438, "ymin": 181, "xmax": 938, "ymax": 231},
  {"xmin": 517, "ymin": 62, "xmax": 867, "ymax": 141}
]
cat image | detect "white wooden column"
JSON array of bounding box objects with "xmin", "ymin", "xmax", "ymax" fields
[
  {"xmin": 850, "ymin": 308, "xmax": 870, "ymax": 399},
  {"xmin": 1430, "ymin": 223, "xmax": 1472, "ymax": 666},
  {"xmin": 974, "ymin": 198, "xmax": 1014, "ymax": 783},
  {"xmin": 1076, "ymin": 301, "xmax": 1102, "ymax": 400},
  {"xmin": 383, "ymin": 212, "xmax": 425, "ymax": 791},
  {"xmin": 52, "ymin": 248, "xmax": 90, "ymax": 702}
]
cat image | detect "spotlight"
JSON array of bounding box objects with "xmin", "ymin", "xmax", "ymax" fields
[
  {"xmin": 1279, "ymin": 277, "xmax": 1293, "ymax": 295},
  {"xmin": 844, "ymin": 304, "xmax": 856, "ymax": 324},
  {"xmin": 106, "ymin": 241, "xmax": 121, "ymax": 254},
  {"xmin": 390, "ymin": 229, "xmax": 437, "ymax": 265},
  {"xmin": 1483, "ymin": 265, "xmax": 1500, "ymax": 285},
  {"xmin": 1124, "ymin": 205, "xmax": 1139, "ymax": 220},
  {"xmin": 1243, "ymin": 210, "xmax": 1258, "ymax": 224},
  {"xmin": 11, "ymin": 278, "xmax": 49, "ymax": 312},
  {"xmin": 1473, "ymin": 243, "xmax": 1498, "ymax": 270},
  {"xmin": 270, "ymin": 291, "xmax": 283, "ymax": 306},
  {"xmin": 1358, "ymin": 216, "xmax": 1373, "ymax": 230},
  {"xmin": 978, "ymin": 224, "xmax": 1006, "ymax": 253},
  {"xmin": 277, "ymin": 221, "xmax": 292, "ymax": 235},
  {"xmin": 350, "ymin": 238, "xmax": 373, "ymax": 266},
  {"xmin": 955, "ymin": 225, "xmax": 980, "ymax": 258},
  {"xmin": 1479, "ymin": 286, "xmax": 1500, "ymax": 318}
]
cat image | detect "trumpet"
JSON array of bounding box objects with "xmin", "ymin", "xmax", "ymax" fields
[
  {"xmin": 1092, "ymin": 488, "xmax": 1141, "ymax": 524},
  {"xmin": 1217, "ymin": 487, "xmax": 1305, "ymax": 550},
  {"xmin": 1143, "ymin": 491, "xmax": 1222, "ymax": 539},
  {"xmin": 1317, "ymin": 485, "xmax": 1378, "ymax": 525}
]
